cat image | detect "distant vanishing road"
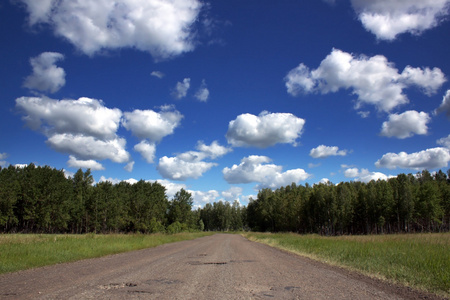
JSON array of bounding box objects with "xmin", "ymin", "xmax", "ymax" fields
[{"xmin": 0, "ymin": 234, "xmax": 441, "ymax": 299}]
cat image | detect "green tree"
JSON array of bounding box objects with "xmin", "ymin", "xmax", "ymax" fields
[{"xmin": 168, "ymin": 189, "xmax": 194, "ymax": 230}]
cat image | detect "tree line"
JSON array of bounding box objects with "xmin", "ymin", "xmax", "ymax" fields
[
  {"xmin": 0, "ymin": 164, "xmax": 448, "ymax": 235},
  {"xmin": 0, "ymin": 164, "xmax": 199, "ymax": 233},
  {"xmin": 247, "ymin": 170, "xmax": 449, "ymax": 234}
]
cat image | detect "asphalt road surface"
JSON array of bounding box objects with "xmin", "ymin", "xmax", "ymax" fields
[{"xmin": 0, "ymin": 234, "xmax": 442, "ymax": 299}]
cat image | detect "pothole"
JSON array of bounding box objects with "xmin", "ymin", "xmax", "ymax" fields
[
  {"xmin": 99, "ymin": 282, "xmax": 137, "ymax": 290},
  {"xmin": 128, "ymin": 290, "xmax": 152, "ymax": 294},
  {"xmin": 145, "ymin": 279, "xmax": 182, "ymax": 285},
  {"xmin": 187, "ymin": 261, "xmax": 228, "ymax": 265}
]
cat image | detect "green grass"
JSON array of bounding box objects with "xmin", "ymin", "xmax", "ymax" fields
[
  {"xmin": 243, "ymin": 232, "xmax": 449, "ymax": 297},
  {"xmin": 0, "ymin": 232, "xmax": 214, "ymax": 274}
]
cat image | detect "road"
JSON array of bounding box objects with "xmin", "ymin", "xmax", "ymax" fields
[{"xmin": 0, "ymin": 234, "xmax": 441, "ymax": 299}]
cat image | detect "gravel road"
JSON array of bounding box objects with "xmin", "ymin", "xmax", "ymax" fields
[{"xmin": 0, "ymin": 234, "xmax": 443, "ymax": 299}]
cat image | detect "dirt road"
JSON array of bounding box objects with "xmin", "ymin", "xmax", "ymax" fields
[{"xmin": 0, "ymin": 234, "xmax": 442, "ymax": 299}]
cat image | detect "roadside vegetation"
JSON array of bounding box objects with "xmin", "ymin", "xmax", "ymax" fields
[
  {"xmin": 0, "ymin": 232, "xmax": 214, "ymax": 274},
  {"xmin": 244, "ymin": 232, "xmax": 449, "ymax": 297}
]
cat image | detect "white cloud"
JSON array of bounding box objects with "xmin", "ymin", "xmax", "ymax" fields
[
  {"xmin": 437, "ymin": 134, "xmax": 450, "ymax": 149},
  {"xmin": 99, "ymin": 176, "xmax": 123, "ymax": 185},
  {"xmin": 146, "ymin": 179, "xmax": 187, "ymax": 199},
  {"xmin": 380, "ymin": 110, "xmax": 430, "ymax": 139},
  {"xmin": 375, "ymin": 147, "xmax": 450, "ymax": 170},
  {"xmin": 350, "ymin": 0, "xmax": 450, "ymax": 40},
  {"xmin": 285, "ymin": 48, "xmax": 446, "ymax": 112},
  {"xmin": 344, "ymin": 167, "xmax": 389, "ymax": 182},
  {"xmin": 157, "ymin": 141, "xmax": 229, "ymax": 181},
  {"xmin": 67, "ymin": 155, "xmax": 104, "ymax": 171},
  {"xmin": 19, "ymin": 0, "xmax": 203, "ymax": 60},
  {"xmin": 401, "ymin": 66, "xmax": 448, "ymax": 96},
  {"xmin": 23, "ymin": 52, "xmax": 65, "ymax": 93},
  {"xmin": 189, "ymin": 190, "xmax": 220, "ymax": 208},
  {"xmin": 344, "ymin": 167, "xmax": 360, "ymax": 178},
  {"xmin": 435, "ymin": 89, "xmax": 450, "ymax": 119},
  {"xmin": 124, "ymin": 161, "xmax": 135, "ymax": 172},
  {"xmin": 172, "ymin": 78, "xmax": 191, "ymax": 99},
  {"xmin": 318, "ymin": 178, "xmax": 331, "ymax": 184},
  {"xmin": 223, "ymin": 155, "xmax": 311, "ymax": 189},
  {"xmin": 358, "ymin": 169, "xmax": 389, "ymax": 182},
  {"xmin": 122, "ymin": 106, "xmax": 183, "ymax": 141},
  {"xmin": 310, "ymin": 145, "xmax": 348, "ymax": 158},
  {"xmin": 196, "ymin": 140, "xmax": 232, "ymax": 159},
  {"xmin": 158, "ymin": 156, "xmax": 217, "ymax": 181},
  {"xmin": 134, "ymin": 140, "xmax": 156, "ymax": 163},
  {"xmin": 16, "ymin": 96, "xmax": 122, "ymax": 139},
  {"xmin": 0, "ymin": 153, "xmax": 8, "ymax": 167},
  {"xmin": 195, "ymin": 80, "xmax": 209, "ymax": 102},
  {"xmin": 16, "ymin": 96, "xmax": 131, "ymax": 166},
  {"xmin": 221, "ymin": 186, "xmax": 243, "ymax": 202},
  {"xmin": 226, "ymin": 111, "xmax": 305, "ymax": 148},
  {"xmin": 47, "ymin": 133, "xmax": 130, "ymax": 163},
  {"xmin": 151, "ymin": 71, "xmax": 165, "ymax": 79}
]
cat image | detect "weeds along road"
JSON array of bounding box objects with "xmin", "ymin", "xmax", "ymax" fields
[{"xmin": 0, "ymin": 234, "xmax": 441, "ymax": 300}]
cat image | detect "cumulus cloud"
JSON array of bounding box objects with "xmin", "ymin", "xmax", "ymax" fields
[
  {"xmin": 344, "ymin": 167, "xmax": 360, "ymax": 178},
  {"xmin": 226, "ymin": 111, "xmax": 305, "ymax": 148},
  {"xmin": 380, "ymin": 110, "xmax": 430, "ymax": 139},
  {"xmin": 23, "ymin": 52, "xmax": 65, "ymax": 93},
  {"xmin": 158, "ymin": 156, "xmax": 217, "ymax": 181},
  {"xmin": 151, "ymin": 71, "xmax": 165, "ymax": 79},
  {"xmin": 16, "ymin": 96, "xmax": 122, "ymax": 139},
  {"xmin": 350, "ymin": 0, "xmax": 450, "ymax": 40},
  {"xmin": 47, "ymin": 133, "xmax": 130, "ymax": 163},
  {"xmin": 195, "ymin": 80, "xmax": 209, "ymax": 102},
  {"xmin": 310, "ymin": 145, "xmax": 348, "ymax": 158},
  {"xmin": 318, "ymin": 178, "xmax": 331, "ymax": 184},
  {"xmin": 223, "ymin": 155, "xmax": 311, "ymax": 189},
  {"xmin": 196, "ymin": 140, "xmax": 232, "ymax": 159},
  {"xmin": 437, "ymin": 134, "xmax": 450, "ymax": 149},
  {"xmin": 122, "ymin": 106, "xmax": 183, "ymax": 141},
  {"xmin": 15, "ymin": 96, "xmax": 130, "ymax": 167},
  {"xmin": 435, "ymin": 89, "xmax": 450, "ymax": 119},
  {"xmin": 189, "ymin": 190, "xmax": 220, "ymax": 208},
  {"xmin": 134, "ymin": 140, "xmax": 156, "ymax": 163},
  {"xmin": 19, "ymin": 0, "xmax": 203, "ymax": 60},
  {"xmin": 221, "ymin": 186, "xmax": 243, "ymax": 202},
  {"xmin": 285, "ymin": 48, "xmax": 446, "ymax": 112},
  {"xmin": 172, "ymin": 78, "xmax": 191, "ymax": 99},
  {"xmin": 344, "ymin": 167, "xmax": 389, "ymax": 182},
  {"xmin": 375, "ymin": 147, "xmax": 450, "ymax": 170},
  {"xmin": 67, "ymin": 155, "xmax": 104, "ymax": 171},
  {"xmin": 157, "ymin": 141, "xmax": 230, "ymax": 181}
]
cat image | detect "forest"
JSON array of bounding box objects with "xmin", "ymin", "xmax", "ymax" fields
[{"xmin": 0, "ymin": 164, "xmax": 448, "ymax": 234}]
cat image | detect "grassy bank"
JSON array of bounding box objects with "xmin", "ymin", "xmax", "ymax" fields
[
  {"xmin": 0, "ymin": 232, "xmax": 214, "ymax": 274},
  {"xmin": 243, "ymin": 232, "xmax": 449, "ymax": 297}
]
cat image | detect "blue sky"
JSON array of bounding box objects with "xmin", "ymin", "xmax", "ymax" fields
[{"xmin": 1, "ymin": 0, "xmax": 450, "ymax": 207}]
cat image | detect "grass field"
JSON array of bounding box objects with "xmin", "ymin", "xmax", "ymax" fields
[
  {"xmin": 243, "ymin": 232, "xmax": 449, "ymax": 297},
  {"xmin": 0, "ymin": 232, "xmax": 214, "ymax": 274}
]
